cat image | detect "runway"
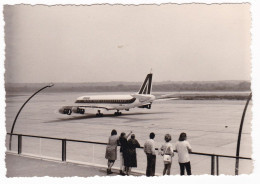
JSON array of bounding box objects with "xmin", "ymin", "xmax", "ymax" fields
[{"xmin": 5, "ymin": 91, "xmax": 253, "ymax": 175}]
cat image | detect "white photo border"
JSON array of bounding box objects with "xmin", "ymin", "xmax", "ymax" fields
[{"xmin": 0, "ymin": 1, "xmax": 259, "ymax": 184}]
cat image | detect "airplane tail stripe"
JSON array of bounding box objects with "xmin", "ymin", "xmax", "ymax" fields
[
  {"xmin": 138, "ymin": 73, "xmax": 153, "ymax": 94},
  {"xmin": 139, "ymin": 76, "xmax": 149, "ymax": 94},
  {"xmin": 148, "ymin": 75, "xmax": 152, "ymax": 94}
]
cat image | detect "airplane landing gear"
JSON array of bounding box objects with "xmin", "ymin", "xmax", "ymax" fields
[
  {"xmin": 114, "ymin": 110, "xmax": 122, "ymax": 116},
  {"xmin": 96, "ymin": 110, "xmax": 103, "ymax": 117}
]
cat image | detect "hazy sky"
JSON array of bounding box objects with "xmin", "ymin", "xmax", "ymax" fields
[{"xmin": 4, "ymin": 4, "xmax": 251, "ymax": 83}]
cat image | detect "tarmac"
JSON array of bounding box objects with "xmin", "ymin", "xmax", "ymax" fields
[
  {"xmin": 5, "ymin": 92, "xmax": 253, "ymax": 175},
  {"xmin": 5, "ymin": 153, "xmax": 142, "ymax": 177}
]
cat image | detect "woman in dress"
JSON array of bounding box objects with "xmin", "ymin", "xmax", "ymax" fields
[
  {"xmin": 105, "ymin": 129, "xmax": 118, "ymax": 174},
  {"xmin": 118, "ymin": 131, "xmax": 132, "ymax": 175},
  {"xmin": 175, "ymin": 132, "xmax": 192, "ymax": 175},
  {"xmin": 159, "ymin": 134, "xmax": 174, "ymax": 175},
  {"xmin": 125, "ymin": 134, "xmax": 140, "ymax": 175}
]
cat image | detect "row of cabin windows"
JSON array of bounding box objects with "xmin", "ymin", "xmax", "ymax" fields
[{"xmin": 75, "ymin": 98, "xmax": 136, "ymax": 104}]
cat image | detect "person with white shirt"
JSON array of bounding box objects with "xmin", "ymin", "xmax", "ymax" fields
[
  {"xmin": 144, "ymin": 132, "xmax": 156, "ymax": 176},
  {"xmin": 159, "ymin": 134, "xmax": 174, "ymax": 175},
  {"xmin": 175, "ymin": 132, "xmax": 192, "ymax": 175}
]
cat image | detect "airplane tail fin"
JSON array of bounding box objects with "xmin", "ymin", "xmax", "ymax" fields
[{"xmin": 138, "ymin": 73, "xmax": 153, "ymax": 94}]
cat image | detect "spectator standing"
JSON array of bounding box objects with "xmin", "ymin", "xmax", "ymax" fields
[
  {"xmin": 144, "ymin": 132, "xmax": 156, "ymax": 176},
  {"xmin": 159, "ymin": 134, "xmax": 174, "ymax": 175},
  {"xmin": 175, "ymin": 132, "xmax": 192, "ymax": 175},
  {"xmin": 105, "ymin": 129, "xmax": 119, "ymax": 174},
  {"xmin": 118, "ymin": 131, "xmax": 132, "ymax": 175},
  {"xmin": 125, "ymin": 134, "xmax": 141, "ymax": 175}
]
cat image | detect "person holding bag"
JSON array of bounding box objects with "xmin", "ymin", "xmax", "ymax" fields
[{"xmin": 159, "ymin": 134, "xmax": 174, "ymax": 175}]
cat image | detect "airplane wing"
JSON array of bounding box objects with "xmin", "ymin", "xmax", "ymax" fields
[
  {"xmin": 137, "ymin": 96, "xmax": 179, "ymax": 109},
  {"xmin": 153, "ymin": 93, "xmax": 180, "ymax": 102},
  {"xmin": 154, "ymin": 97, "xmax": 179, "ymax": 102}
]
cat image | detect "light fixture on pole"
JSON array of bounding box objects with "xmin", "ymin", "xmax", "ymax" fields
[
  {"xmin": 235, "ymin": 92, "xmax": 252, "ymax": 175},
  {"xmin": 9, "ymin": 83, "xmax": 54, "ymax": 150}
]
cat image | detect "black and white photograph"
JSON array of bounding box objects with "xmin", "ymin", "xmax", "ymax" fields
[{"xmin": 1, "ymin": 0, "xmax": 260, "ymax": 183}]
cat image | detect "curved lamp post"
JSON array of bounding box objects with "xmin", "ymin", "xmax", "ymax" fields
[
  {"xmin": 235, "ymin": 92, "xmax": 252, "ymax": 175},
  {"xmin": 9, "ymin": 83, "xmax": 54, "ymax": 150}
]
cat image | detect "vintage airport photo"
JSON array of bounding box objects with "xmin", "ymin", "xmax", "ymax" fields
[{"xmin": 4, "ymin": 4, "xmax": 252, "ymax": 177}]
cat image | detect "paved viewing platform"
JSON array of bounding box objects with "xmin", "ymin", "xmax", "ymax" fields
[{"xmin": 6, "ymin": 153, "xmax": 143, "ymax": 177}]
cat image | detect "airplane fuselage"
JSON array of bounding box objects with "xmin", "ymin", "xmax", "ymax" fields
[
  {"xmin": 59, "ymin": 73, "xmax": 155, "ymax": 116},
  {"xmin": 75, "ymin": 94, "xmax": 155, "ymax": 110}
]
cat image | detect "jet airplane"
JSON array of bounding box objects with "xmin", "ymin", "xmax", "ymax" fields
[{"xmin": 59, "ymin": 73, "xmax": 176, "ymax": 117}]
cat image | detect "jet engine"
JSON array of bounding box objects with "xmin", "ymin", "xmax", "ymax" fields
[
  {"xmin": 59, "ymin": 107, "xmax": 72, "ymax": 115},
  {"xmin": 72, "ymin": 107, "xmax": 85, "ymax": 114},
  {"xmin": 138, "ymin": 103, "xmax": 152, "ymax": 109}
]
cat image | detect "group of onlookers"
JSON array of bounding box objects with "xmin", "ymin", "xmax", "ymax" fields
[
  {"xmin": 105, "ymin": 130, "xmax": 140, "ymax": 175},
  {"xmin": 105, "ymin": 130, "xmax": 192, "ymax": 176}
]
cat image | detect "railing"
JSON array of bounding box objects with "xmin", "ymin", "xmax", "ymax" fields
[{"xmin": 7, "ymin": 133, "xmax": 252, "ymax": 175}]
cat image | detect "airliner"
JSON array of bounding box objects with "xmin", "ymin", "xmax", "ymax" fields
[{"xmin": 59, "ymin": 73, "xmax": 176, "ymax": 117}]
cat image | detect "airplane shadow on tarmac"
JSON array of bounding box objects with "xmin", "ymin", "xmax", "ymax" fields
[{"xmin": 42, "ymin": 111, "xmax": 171, "ymax": 124}]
